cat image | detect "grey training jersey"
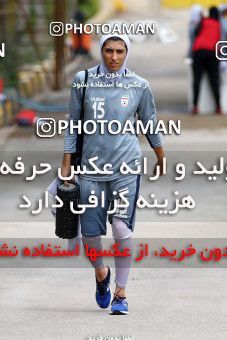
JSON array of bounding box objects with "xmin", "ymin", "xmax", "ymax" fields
[{"xmin": 64, "ymin": 66, "xmax": 164, "ymax": 181}]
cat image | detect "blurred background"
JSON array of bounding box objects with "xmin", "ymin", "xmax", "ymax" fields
[
  {"xmin": 0, "ymin": 0, "xmax": 226, "ymax": 120},
  {"xmin": 1, "ymin": 1, "xmax": 227, "ymax": 338}
]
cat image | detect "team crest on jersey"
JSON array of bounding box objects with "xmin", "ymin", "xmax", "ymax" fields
[{"xmin": 121, "ymin": 95, "xmax": 129, "ymax": 107}]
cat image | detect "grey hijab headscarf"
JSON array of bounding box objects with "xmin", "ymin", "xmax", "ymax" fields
[{"xmin": 99, "ymin": 33, "xmax": 130, "ymax": 84}]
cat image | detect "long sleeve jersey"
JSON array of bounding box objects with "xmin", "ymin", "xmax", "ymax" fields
[{"xmin": 64, "ymin": 66, "xmax": 163, "ymax": 181}]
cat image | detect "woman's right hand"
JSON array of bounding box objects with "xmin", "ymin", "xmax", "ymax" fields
[
  {"xmin": 61, "ymin": 154, "xmax": 73, "ymax": 186},
  {"xmin": 60, "ymin": 164, "xmax": 72, "ymax": 186}
]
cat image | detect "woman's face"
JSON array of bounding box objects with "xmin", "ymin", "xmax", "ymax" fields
[{"xmin": 102, "ymin": 40, "xmax": 127, "ymax": 72}]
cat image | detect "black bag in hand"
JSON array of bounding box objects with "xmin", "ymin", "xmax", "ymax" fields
[
  {"xmin": 55, "ymin": 69, "xmax": 88, "ymax": 239},
  {"xmin": 55, "ymin": 183, "xmax": 80, "ymax": 239}
]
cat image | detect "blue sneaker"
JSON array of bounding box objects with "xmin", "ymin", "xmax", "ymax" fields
[
  {"xmin": 95, "ymin": 266, "xmax": 111, "ymax": 309},
  {"xmin": 110, "ymin": 296, "xmax": 129, "ymax": 315}
]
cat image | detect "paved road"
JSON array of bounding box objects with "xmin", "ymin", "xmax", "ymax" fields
[{"xmin": 1, "ymin": 1, "xmax": 227, "ymax": 339}]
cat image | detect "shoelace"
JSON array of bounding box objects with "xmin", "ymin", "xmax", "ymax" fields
[
  {"xmin": 112, "ymin": 294, "xmax": 126, "ymax": 302},
  {"xmin": 97, "ymin": 281, "xmax": 108, "ymax": 295}
]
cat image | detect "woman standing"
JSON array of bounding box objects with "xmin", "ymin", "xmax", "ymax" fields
[
  {"xmin": 191, "ymin": 7, "xmax": 222, "ymax": 115},
  {"xmin": 188, "ymin": 4, "xmax": 203, "ymax": 59}
]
